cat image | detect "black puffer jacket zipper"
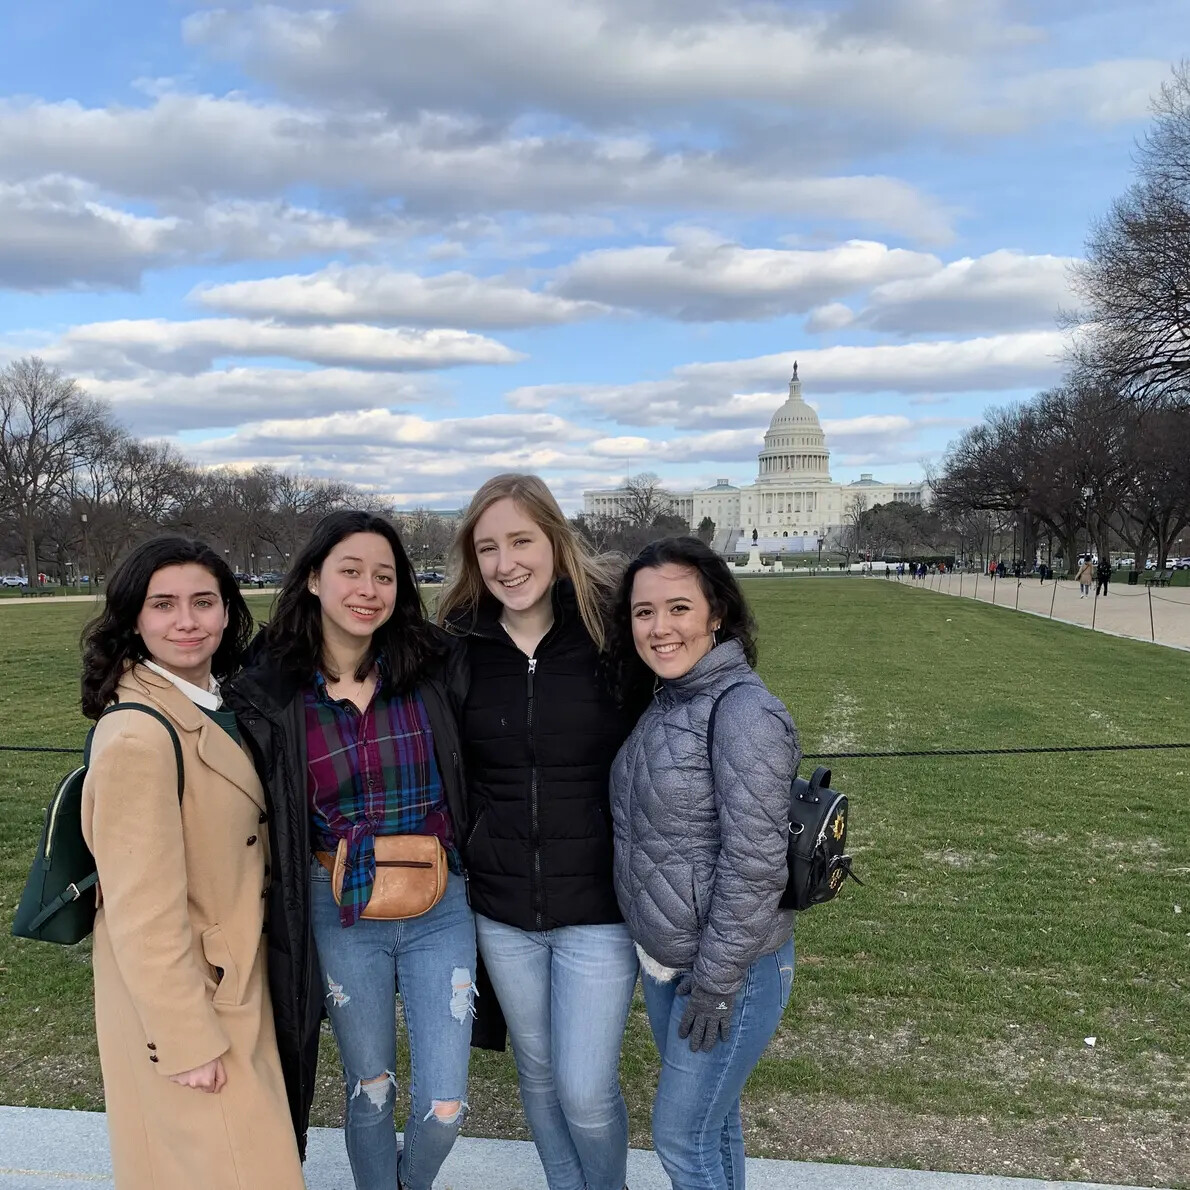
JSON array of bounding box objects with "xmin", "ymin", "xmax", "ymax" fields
[{"xmin": 527, "ymin": 656, "xmax": 542, "ymax": 928}]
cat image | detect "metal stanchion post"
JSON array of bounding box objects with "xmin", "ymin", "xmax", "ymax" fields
[
  {"xmin": 1049, "ymin": 579, "xmax": 1058, "ymax": 619},
  {"xmin": 1148, "ymin": 586, "xmax": 1156, "ymax": 642},
  {"xmin": 1015, "ymin": 579, "xmax": 1020, "ymax": 610},
  {"xmin": 1092, "ymin": 585, "xmax": 1099, "ymax": 631},
  {"xmin": 974, "ymin": 574, "xmax": 979, "ymax": 601},
  {"xmin": 992, "ymin": 574, "xmax": 997, "ymax": 605}
]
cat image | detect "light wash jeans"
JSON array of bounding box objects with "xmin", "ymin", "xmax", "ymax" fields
[
  {"xmin": 311, "ymin": 861, "xmax": 476, "ymax": 1190},
  {"xmin": 642, "ymin": 939, "xmax": 795, "ymax": 1190},
  {"xmin": 475, "ymin": 914, "xmax": 638, "ymax": 1190}
]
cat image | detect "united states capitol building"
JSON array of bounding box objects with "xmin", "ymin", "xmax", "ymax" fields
[{"xmin": 582, "ymin": 365, "xmax": 930, "ymax": 550}]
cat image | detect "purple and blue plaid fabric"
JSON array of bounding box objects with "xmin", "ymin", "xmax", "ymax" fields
[{"xmin": 305, "ymin": 670, "xmax": 453, "ymax": 926}]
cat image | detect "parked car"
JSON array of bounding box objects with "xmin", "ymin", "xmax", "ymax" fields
[
  {"xmin": 415, "ymin": 570, "xmax": 446, "ymax": 584},
  {"xmin": 259, "ymin": 571, "xmax": 283, "ymax": 584},
  {"xmin": 0, "ymin": 575, "xmax": 28, "ymax": 588}
]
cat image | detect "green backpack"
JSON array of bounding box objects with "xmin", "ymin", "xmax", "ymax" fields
[{"xmin": 12, "ymin": 703, "xmax": 183, "ymax": 945}]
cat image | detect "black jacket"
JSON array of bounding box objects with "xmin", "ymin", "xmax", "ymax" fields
[
  {"xmin": 223, "ymin": 626, "xmax": 479, "ymax": 1157},
  {"xmin": 454, "ymin": 580, "xmax": 633, "ymax": 932}
]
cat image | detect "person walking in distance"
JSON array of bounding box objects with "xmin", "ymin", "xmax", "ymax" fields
[
  {"xmin": 1096, "ymin": 555, "xmax": 1112, "ymax": 598},
  {"xmin": 1077, "ymin": 556, "xmax": 1094, "ymax": 599}
]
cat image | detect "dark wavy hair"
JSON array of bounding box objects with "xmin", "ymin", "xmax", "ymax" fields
[
  {"xmin": 261, "ymin": 510, "xmax": 437, "ymax": 693},
  {"xmin": 81, "ymin": 536, "xmax": 252, "ymax": 720},
  {"xmin": 611, "ymin": 536, "xmax": 758, "ymax": 711}
]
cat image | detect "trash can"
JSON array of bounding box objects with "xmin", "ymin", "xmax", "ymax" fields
[{"xmin": 1128, "ymin": 570, "xmax": 1139, "ymax": 586}]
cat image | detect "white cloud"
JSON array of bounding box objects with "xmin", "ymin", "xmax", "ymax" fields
[
  {"xmin": 806, "ymin": 303, "xmax": 857, "ymax": 333},
  {"xmin": 186, "ymin": 0, "xmax": 1160, "ymax": 145},
  {"xmin": 856, "ymin": 249, "xmax": 1077, "ymax": 334},
  {"xmin": 182, "ymin": 407, "xmax": 610, "ymax": 502},
  {"xmin": 0, "ymin": 95, "xmax": 954, "ymax": 240},
  {"xmin": 46, "ymin": 317, "xmax": 522, "ymax": 377},
  {"xmin": 80, "ymin": 367, "xmax": 439, "ymax": 434},
  {"xmin": 519, "ymin": 331, "xmax": 1068, "ymax": 426},
  {"xmin": 193, "ymin": 264, "xmax": 608, "ymax": 328},
  {"xmin": 1001, "ymin": 58, "xmax": 1169, "ymax": 127},
  {"xmin": 0, "ymin": 175, "xmax": 393, "ymax": 291},
  {"xmin": 552, "ymin": 236, "xmax": 939, "ymax": 321},
  {"xmin": 0, "ymin": 177, "xmax": 177, "ymax": 289}
]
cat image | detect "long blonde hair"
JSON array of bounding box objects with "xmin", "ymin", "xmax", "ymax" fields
[{"xmin": 437, "ymin": 473, "xmax": 621, "ymax": 651}]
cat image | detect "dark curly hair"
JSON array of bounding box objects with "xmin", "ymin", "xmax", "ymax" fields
[
  {"xmin": 81, "ymin": 536, "xmax": 252, "ymax": 720},
  {"xmin": 611, "ymin": 536, "xmax": 758, "ymax": 713},
  {"xmin": 261, "ymin": 510, "xmax": 438, "ymax": 694}
]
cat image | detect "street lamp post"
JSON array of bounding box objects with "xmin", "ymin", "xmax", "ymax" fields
[
  {"xmin": 1081, "ymin": 485, "xmax": 1093, "ymax": 561},
  {"xmin": 80, "ymin": 513, "xmax": 94, "ymax": 597},
  {"xmin": 816, "ymin": 534, "xmax": 824, "ymax": 573}
]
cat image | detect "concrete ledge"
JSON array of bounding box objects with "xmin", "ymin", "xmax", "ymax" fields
[{"xmin": 0, "ymin": 1106, "xmax": 1167, "ymax": 1190}]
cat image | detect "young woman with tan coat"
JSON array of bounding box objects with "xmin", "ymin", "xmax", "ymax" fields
[{"xmin": 80, "ymin": 536, "xmax": 305, "ymax": 1190}]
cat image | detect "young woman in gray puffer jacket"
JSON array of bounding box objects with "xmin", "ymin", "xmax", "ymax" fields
[{"xmin": 609, "ymin": 536, "xmax": 800, "ymax": 1190}]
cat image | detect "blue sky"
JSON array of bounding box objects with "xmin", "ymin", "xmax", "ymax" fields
[{"xmin": 0, "ymin": 0, "xmax": 1184, "ymax": 507}]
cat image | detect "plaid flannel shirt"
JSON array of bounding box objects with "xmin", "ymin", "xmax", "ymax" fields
[{"xmin": 305, "ymin": 670, "xmax": 454, "ymax": 926}]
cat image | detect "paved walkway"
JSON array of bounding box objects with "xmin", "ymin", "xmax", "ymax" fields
[
  {"xmin": 0, "ymin": 1106, "xmax": 1166, "ymax": 1190},
  {"xmin": 896, "ymin": 572, "xmax": 1190, "ymax": 651}
]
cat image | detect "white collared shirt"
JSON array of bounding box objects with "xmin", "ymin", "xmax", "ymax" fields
[{"xmin": 143, "ymin": 660, "xmax": 222, "ymax": 711}]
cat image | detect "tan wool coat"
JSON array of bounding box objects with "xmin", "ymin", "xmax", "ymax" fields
[{"xmin": 82, "ymin": 665, "xmax": 305, "ymax": 1190}]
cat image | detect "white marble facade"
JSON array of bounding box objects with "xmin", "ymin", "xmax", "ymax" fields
[{"xmin": 582, "ymin": 367, "xmax": 929, "ymax": 542}]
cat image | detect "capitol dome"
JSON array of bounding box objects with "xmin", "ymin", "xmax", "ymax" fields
[{"xmin": 756, "ymin": 363, "xmax": 831, "ymax": 484}]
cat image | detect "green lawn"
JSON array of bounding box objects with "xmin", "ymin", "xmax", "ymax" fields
[{"xmin": 1, "ymin": 583, "xmax": 1187, "ymax": 1185}]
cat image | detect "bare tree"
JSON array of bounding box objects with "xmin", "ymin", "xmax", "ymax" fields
[
  {"xmin": 696, "ymin": 516, "xmax": 716, "ymax": 545},
  {"xmin": 840, "ymin": 492, "xmax": 868, "ymax": 561},
  {"xmin": 621, "ymin": 472, "xmax": 671, "ymax": 528},
  {"xmin": 1069, "ymin": 63, "xmax": 1190, "ymax": 410},
  {"xmin": 399, "ymin": 507, "xmax": 456, "ymax": 565},
  {"xmin": 0, "ymin": 357, "xmax": 115, "ymax": 582}
]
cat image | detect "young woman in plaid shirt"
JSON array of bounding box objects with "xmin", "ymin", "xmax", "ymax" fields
[{"xmin": 228, "ymin": 511, "xmax": 474, "ymax": 1190}]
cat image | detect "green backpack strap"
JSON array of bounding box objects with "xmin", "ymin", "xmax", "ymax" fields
[
  {"xmin": 24, "ymin": 871, "xmax": 100, "ymax": 933},
  {"xmin": 92, "ymin": 703, "xmax": 185, "ymax": 803}
]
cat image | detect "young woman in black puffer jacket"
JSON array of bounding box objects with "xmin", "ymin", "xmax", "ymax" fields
[{"xmin": 439, "ymin": 473, "xmax": 638, "ymax": 1190}]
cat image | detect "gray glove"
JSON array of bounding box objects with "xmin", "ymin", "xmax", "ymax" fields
[{"xmin": 675, "ymin": 974, "xmax": 734, "ymax": 1053}]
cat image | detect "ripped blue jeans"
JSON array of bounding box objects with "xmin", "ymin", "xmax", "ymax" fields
[{"xmin": 311, "ymin": 861, "xmax": 476, "ymax": 1190}]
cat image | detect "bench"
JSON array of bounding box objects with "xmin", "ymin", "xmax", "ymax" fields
[
  {"xmin": 1145, "ymin": 569, "xmax": 1173, "ymax": 588},
  {"xmin": 19, "ymin": 586, "xmax": 53, "ymax": 597}
]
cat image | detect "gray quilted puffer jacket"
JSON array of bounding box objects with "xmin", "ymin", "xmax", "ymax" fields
[{"xmin": 610, "ymin": 639, "xmax": 800, "ymax": 997}]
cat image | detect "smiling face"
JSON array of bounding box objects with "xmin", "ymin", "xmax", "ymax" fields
[
  {"xmin": 308, "ymin": 531, "xmax": 397, "ymax": 648},
  {"xmin": 630, "ymin": 562, "xmax": 721, "ymax": 680},
  {"xmin": 473, "ymin": 497, "xmax": 556, "ymax": 617},
  {"xmin": 135, "ymin": 563, "xmax": 229, "ymax": 687}
]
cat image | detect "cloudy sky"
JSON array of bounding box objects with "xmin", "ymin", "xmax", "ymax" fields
[{"xmin": 0, "ymin": 0, "xmax": 1180, "ymax": 508}]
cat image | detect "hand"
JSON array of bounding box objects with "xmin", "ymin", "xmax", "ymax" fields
[
  {"xmin": 675, "ymin": 975, "xmax": 735, "ymax": 1053},
  {"xmin": 168, "ymin": 1056, "xmax": 227, "ymax": 1093}
]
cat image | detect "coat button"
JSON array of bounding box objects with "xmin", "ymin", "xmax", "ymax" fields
[
  {"xmin": 149, "ymin": 1055, "xmax": 159, "ymax": 1063},
  {"xmin": 146, "ymin": 1042, "xmax": 156, "ymax": 1050},
  {"xmin": 246, "ymin": 835, "xmax": 257, "ymax": 846},
  {"xmin": 258, "ymin": 811, "xmax": 268, "ymax": 824}
]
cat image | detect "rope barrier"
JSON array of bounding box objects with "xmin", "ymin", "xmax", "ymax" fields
[
  {"xmin": 805, "ymin": 741, "xmax": 1190, "ymax": 760},
  {"xmin": 5, "ymin": 741, "xmax": 1190, "ymax": 760}
]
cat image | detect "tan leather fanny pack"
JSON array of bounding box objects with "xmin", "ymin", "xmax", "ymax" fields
[{"xmin": 316, "ymin": 834, "xmax": 448, "ymax": 920}]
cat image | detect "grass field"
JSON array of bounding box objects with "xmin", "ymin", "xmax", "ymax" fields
[{"xmin": 1, "ymin": 581, "xmax": 1187, "ymax": 1185}]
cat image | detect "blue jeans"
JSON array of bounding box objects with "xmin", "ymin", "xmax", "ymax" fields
[
  {"xmin": 311, "ymin": 861, "xmax": 476, "ymax": 1190},
  {"xmin": 475, "ymin": 915, "xmax": 638, "ymax": 1190},
  {"xmin": 642, "ymin": 939, "xmax": 795, "ymax": 1190}
]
